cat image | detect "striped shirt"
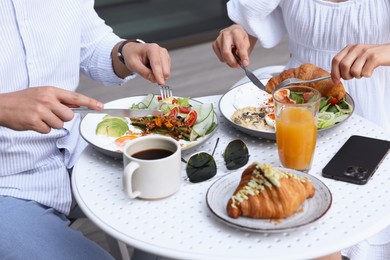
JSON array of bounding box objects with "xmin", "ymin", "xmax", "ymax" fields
[{"xmin": 0, "ymin": 0, "xmax": 127, "ymax": 214}]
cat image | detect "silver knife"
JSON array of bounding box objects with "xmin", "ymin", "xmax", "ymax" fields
[
  {"xmin": 232, "ymin": 49, "xmax": 267, "ymax": 91},
  {"xmin": 72, "ymin": 108, "xmax": 164, "ymax": 117}
]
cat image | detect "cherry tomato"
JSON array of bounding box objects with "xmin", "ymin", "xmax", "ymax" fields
[
  {"xmin": 171, "ymin": 98, "xmax": 178, "ymax": 104},
  {"xmin": 167, "ymin": 107, "xmax": 179, "ymax": 117},
  {"xmin": 157, "ymin": 96, "xmax": 162, "ymax": 101},
  {"xmin": 179, "ymin": 106, "xmax": 191, "ymax": 114},
  {"xmin": 184, "ymin": 110, "xmax": 197, "ymax": 127},
  {"xmin": 329, "ymin": 97, "xmax": 339, "ymax": 106}
]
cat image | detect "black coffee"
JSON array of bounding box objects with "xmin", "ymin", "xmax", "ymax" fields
[{"xmin": 132, "ymin": 149, "xmax": 173, "ymax": 160}]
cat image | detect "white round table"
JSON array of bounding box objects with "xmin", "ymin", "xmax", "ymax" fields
[{"xmin": 72, "ymin": 95, "xmax": 390, "ymax": 260}]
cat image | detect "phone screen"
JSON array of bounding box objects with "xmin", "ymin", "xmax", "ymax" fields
[{"xmin": 322, "ymin": 135, "xmax": 390, "ymax": 185}]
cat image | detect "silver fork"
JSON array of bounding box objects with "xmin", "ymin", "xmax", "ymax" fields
[
  {"xmin": 275, "ymin": 75, "xmax": 331, "ymax": 90},
  {"xmin": 159, "ymin": 85, "xmax": 173, "ymax": 99}
]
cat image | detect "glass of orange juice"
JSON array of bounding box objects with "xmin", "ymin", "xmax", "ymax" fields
[{"xmin": 273, "ymin": 85, "xmax": 321, "ymax": 172}]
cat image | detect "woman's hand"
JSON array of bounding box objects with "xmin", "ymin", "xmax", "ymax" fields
[
  {"xmin": 331, "ymin": 44, "xmax": 390, "ymax": 84},
  {"xmin": 0, "ymin": 87, "xmax": 103, "ymax": 134},
  {"xmin": 119, "ymin": 42, "xmax": 171, "ymax": 86},
  {"xmin": 212, "ymin": 24, "xmax": 257, "ymax": 68}
]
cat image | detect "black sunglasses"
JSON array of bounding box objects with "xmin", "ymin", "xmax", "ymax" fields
[{"xmin": 182, "ymin": 138, "xmax": 250, "ymax": 183}]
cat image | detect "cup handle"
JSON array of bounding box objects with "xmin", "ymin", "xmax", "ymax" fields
[{"xmin": 123, "ymin": 162, "xmax": 141, "ymax": 198}]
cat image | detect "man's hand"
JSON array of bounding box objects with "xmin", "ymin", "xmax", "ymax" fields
[
  {"xmin": 331, "ymin": 44, "xmax": 390, "ymax": 84},
  {"xmin": 0, "ymin": 87, "xmax": 103, "ymax": 134},
  {"xmin": 120, "ymin": 42, "xmax": 171, "ymax": 86},
  {"xmin": 212, "ymin": 24, "xmax": 257, "ymax": 68}
]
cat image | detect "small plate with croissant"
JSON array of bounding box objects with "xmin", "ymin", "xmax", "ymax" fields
[
  {"xmin": 206, "ymin": 162, "xmax": 332, "ymax": 232},
  {"xmin": 219, "ymin": 63, "xmax": 354, "ymax": 140}
]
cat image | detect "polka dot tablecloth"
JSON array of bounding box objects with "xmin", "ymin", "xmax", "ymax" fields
[{"xmin": 72, "ymin": 95, "xmax": 390, "ymax": 260}]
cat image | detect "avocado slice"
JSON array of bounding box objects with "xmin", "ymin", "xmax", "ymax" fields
[{"xmin": 96, "ymin": 118, "xmax": 129, "ymax": 137}]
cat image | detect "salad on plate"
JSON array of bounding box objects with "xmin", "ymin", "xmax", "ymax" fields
[
  {"xmin": 231, "ymin": 88, "xmax": 353, "ymax": 132},
  {"xmin": 95, "ymin": 94, "xmax": 217, "ymax": 149}
]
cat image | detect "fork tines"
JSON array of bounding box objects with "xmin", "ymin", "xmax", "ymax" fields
[{"xmin": 159, "ymin": 85, "xmax": 173, "ymax": 100}]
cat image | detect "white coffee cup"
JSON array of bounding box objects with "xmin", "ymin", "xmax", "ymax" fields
[{"xmin": 122, "ymin": 135, "xmax": 182, "ymax": 199}]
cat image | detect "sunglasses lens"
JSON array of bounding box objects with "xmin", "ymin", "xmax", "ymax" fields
[
  {"xmin": 224, "ymin": 139, "xmax": 249, "ymax": 170},
  {"xmin": 186, "ymin": 152, "xmax": 217, "ymax": 183}
]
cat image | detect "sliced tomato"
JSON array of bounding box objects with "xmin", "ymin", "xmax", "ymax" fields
[
  {"xmin": 329, "ymin": 97, "xmax": 339, "ymax": 105},
  {"xmin": 167, "ymin": 106, "xmax": 179, "ymax": 117},
  {"xmin": 171, "ymin": 98, "xmax": 178, "ymax": 104},
  {"xmin": 179, "ymin": 106, "xmax": 191, "ymax": 114},
  {"xmin": 184, "ymin": 110, "xmax": 197, "ymax": 127}
]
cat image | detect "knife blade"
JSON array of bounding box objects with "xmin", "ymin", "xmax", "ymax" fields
[
  {"xmin": 72, "ymin": 108, "xmax": 164, "ymax": 117},
  {"xmin": 232, "ymin": 49, "xmax": 267, "ymax": 91}
]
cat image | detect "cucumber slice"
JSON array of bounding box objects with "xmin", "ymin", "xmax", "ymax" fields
[
  {"xmin": 318, "ymin": 112, "xmax": 335, "ymax": 122},
  {"xmin": 190, "ymin": 104, "xmax": 215, "ymax": 141},
  {"xmin": 131, "ymin": 94, "xmax": 159, "ymax": 109}
]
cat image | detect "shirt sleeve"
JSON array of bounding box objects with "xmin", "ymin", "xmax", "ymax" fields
[
  {"xmin": 227, "ymin": 0, "xmax": 286, "ymax": 48},
  {"xmin": 78, "ymin": 0, "xmax": 135, "ymax": 86}
]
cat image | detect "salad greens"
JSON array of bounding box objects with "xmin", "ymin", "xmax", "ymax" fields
[
  {"xmin": 130, "ymin": 94, "xmax": 217, "ymax": 141},
  {"xmin": 289, "ymin": 91, "xmax": 305, "ymax": 104},
  {"xmin": 318, "ymin": 97, "xmax": 353, "ymax": 128},
  {"xmin": 288, "ymin": 91, "xmax": 353, "ymax": 129},
  {"xmin": 131, "ymin": 95, "xmax": 189, "ymax": 113}
]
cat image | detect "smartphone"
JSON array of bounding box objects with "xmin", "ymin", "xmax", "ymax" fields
[{"xmin": 322, "ymin": 135, "xmax": 390, "ymax": 185}]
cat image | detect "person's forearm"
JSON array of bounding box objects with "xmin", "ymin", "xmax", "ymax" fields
[{"xmin": 0, "ymin": 93, "xmax": 7, "ymax": 127}]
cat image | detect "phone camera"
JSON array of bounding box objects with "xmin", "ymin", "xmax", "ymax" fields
[
  {"xmin": 344, "ymin": 165, "xmax": 368, "ymax": 179},
  {"xmin": 345, "ymin": 166, "xmax": 355, "ymax": 176}
]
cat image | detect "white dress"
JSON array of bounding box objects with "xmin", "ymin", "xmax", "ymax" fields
[
  {"xmin": 228, "ymin": 0, "xmax": 390, "ymax": 133},
  {"xmin": 228, "ymin": 0, "xmax": 390, "ymax": 259}
]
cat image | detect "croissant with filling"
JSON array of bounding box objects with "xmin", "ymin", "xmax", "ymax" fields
[
  {"xmin": 266, "ymin": 63, "xmax": 346, "ymax": 100},
  {"xmin": 227, "ymin": 162, "xmax": 315, "ymax": 219}
]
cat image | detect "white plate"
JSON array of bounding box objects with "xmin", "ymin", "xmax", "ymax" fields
[
  {"xmin": 219, "ymin": 80, "xmax": 355, "ymax": 140},
  {"xmin": 206, "ymin": 168, "xmax": 332, "ymax": 232},
  {"xmin": 79, "ymin": 96, "xmax": 218, "ymax": 158}
]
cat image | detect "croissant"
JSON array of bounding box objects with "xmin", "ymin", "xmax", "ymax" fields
[
  {"xmin": 266, "ymin": 63, "xmax": 346, "ymax": 100},
  {"xmin": 227, "ymin": 162, "xmax": 315, "ymax": 219}
]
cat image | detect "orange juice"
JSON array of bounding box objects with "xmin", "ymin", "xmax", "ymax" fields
[{"xmin": 276, "ymin": 107, "xmax": 317, "ymax": 170}]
